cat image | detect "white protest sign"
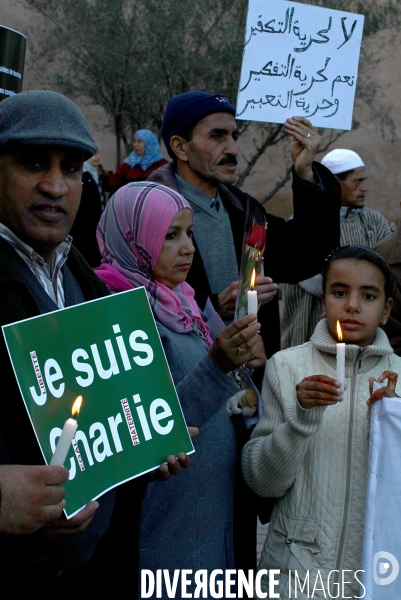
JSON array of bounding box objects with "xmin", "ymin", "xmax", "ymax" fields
[{"xmin": 237, "ymin": 0, "xmax": 364, "ymax": 129}]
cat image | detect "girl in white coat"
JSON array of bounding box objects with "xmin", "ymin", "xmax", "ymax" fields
[{"xmin": 242, "ymin": 245, "xmax": 400, "ymax": 599}]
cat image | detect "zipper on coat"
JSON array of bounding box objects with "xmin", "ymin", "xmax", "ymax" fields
[
  {"xmin": 358, "ymin": 347, "xmax": 365, "ymax": 369},
  {"xmin": 334, "ymin": 351, "xmax": 361, "ymax": 581}
]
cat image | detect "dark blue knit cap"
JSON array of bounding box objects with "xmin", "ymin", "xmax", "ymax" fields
[
  {"xmin": 0, "ymin": 90, "xmax": 97, "ymax": 158},
  {"xmin": 162, "ymin": 90, "xmax": 236, "ymax": 158}
]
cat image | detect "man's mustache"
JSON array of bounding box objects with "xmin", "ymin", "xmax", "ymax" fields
[{"xmin": 218, "ymin": 154, "xmax": 237, "ymax": 166}]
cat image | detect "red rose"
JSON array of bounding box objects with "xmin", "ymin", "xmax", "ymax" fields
[{"xmin": 247, "ymin": 224, "xmax": 265, "ymax": 250}]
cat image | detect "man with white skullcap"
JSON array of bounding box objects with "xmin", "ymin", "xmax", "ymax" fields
[
  {"xmin": 281, "ymin": 148, "xmax": 395, "ymax": 349},
  {"xmin": 321, "ymin": 148, "xmax": 367, "ymax": 210},
  {"xmin": 320, "ymin": 148, "xmax": 365, "ymax": 175}
]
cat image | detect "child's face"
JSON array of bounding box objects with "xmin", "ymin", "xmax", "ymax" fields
[{"xmin": 322, "ymin": 258, "xmax": 392, "ymax": 347}]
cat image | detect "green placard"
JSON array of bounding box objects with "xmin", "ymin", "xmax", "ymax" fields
[
  {"xmin": 0, "ymin": 25, "xmax": 27, "ymax": 101},
  {"xmin": 2, "ymin": 288, "xmax": 193, "ymax": 517}
]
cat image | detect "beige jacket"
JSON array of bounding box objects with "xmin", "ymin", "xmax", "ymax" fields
[{"xmin": 242, "ymin": 320, "xmax": 401, "ymax": 599}]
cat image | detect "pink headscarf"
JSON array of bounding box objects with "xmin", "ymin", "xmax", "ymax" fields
[{"xmin": 95, "ymin": 182, "xmax": 212, "ymax": 345}]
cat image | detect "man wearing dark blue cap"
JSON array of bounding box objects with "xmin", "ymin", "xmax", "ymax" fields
[
  {"xmin": 151, "ymin": 90, "xmax": 341, "ymax": 357},
  {"xmin": 149, "ymin": 90, "xmax": 342, "ymax": 574}
]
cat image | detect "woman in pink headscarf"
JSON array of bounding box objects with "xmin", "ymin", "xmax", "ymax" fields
[{"xmin": 95, "ymin": 181, "xmax": 265, "ymax": 598}]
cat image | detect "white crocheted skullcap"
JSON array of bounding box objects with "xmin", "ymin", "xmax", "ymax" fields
[{"xmin": 320, "ymin": 149, "xmax": 365, "ymax": 175}]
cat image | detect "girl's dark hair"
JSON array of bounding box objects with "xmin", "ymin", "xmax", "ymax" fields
[{"xmin": 322, "ymin": 245, "xmax": 394, "ymax": 300}]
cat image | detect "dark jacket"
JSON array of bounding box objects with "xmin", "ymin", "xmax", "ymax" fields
[
  {"xmin": 0, "ymin": 238, "xmax": 113, "ymax": 598},
  {"xmin": 149, "ymin": 162, "xmax": 341, "ymax": 360},
  {"xmin": 139, "ymin": 320, "xmax": 239, "ymax": 595},
  {"xmin": 0, "ymin": 238, "xmax": 111, "ymax": 464},
  {"xmin": 70, "ymin": 170, "xmax": 105, "ymax": 267},
  {"xmin": 375, "ymin": 223, "xmax": 401, "ymax": 355},
  {"xmin": 108, "ymin": 158, "xmax": 168, "ymax": 195}
]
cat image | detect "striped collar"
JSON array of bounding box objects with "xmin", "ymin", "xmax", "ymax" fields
[{"xmin": 0, "ymin": 223, "xmax": 72, "ymax": 307}]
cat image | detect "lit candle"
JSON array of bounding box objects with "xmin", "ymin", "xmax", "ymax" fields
[
  {"xmin": 247, "ymin": 268, "xmax": 258, "ymax": 316},
  {"xmin": 50, "ymin": 396, "xmax": 82, "ymax": 466},
  {"xmin": 336, "ymin": 321, "xmax": 345, "ymax": 392}
]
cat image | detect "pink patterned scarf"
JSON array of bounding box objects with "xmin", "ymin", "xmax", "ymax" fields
[{"xmin": 95, "ymin": 182, "xmax": 212, "ymax": 345}]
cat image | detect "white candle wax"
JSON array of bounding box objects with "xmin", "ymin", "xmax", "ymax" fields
[
  {"xmin": 336, "ymin": 343, "xmax": 345, "ymax": 392},
  {"xmin": 247, "ymin": 289, "xmax": 258, "ymax": 316},
  {"xmin": 50, "ymin": 418, "xmax": 78, "ymax": 466}
]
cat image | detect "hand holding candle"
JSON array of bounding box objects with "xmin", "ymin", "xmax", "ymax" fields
[
  {"xmin": 50, "ymin": 396, "xmax": 82, "ymax": 467},
  {"xmin": 336, "ymin": 321, "xmax": 345, "ymax": 393},
  {"xmin": 247, "ymin": 268, "xmax": 258, "ymax": 317}
]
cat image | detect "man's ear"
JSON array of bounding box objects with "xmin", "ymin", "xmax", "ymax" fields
[{"xmin": 169, "ymin": 136, "xmax": 189, "ymax": 163}]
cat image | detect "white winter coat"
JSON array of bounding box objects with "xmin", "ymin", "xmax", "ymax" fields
[{"xmin": 242, "ymin": 319, "xmax": 401, "ymax": 599}]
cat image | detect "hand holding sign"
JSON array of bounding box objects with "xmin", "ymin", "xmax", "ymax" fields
[
  {"xmin": 0, "ymin": 464, "xmax": 68, "ymax": 534},
  {"xmin": 2, "ymin": 288, "xmax": 193, "ymax": 517},
  {"xmin": 284, "ymin": 116, "xmax": 322, "ymax": 180},
  {"xmin": 42, "ymin": 500, "xmax": 99, "ymax": 538}
]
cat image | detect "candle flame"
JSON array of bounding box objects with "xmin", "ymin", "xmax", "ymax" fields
[
  {"xmin": 72, "ymin": 396, "xmax": 82, "ymax": 418},
  {"xmin": 250, "ymin": 268, "xmax": 256, "ymax": 289},
  {"xmin": 336, "ymin": 320, "xmax": 343, "ymax": 342}
]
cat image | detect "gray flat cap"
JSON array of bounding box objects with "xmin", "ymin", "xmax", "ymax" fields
[{"xmin": 0, "ymin": 90, "xmax": 97, "ymax": 157}]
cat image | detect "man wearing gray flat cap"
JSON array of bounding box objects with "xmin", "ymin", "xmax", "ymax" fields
[
  {"xmin": 0, "ymin": 90, "xmax": 189, "ymax": 598},
  {"xmin": 0, "ymin": 89, "xmax": 117, "ymax": 598}
]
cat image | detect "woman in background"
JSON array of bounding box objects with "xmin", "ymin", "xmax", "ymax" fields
[{"xmin": 109, "ymin": 129, "xmax": 167, "ymax": 191}]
